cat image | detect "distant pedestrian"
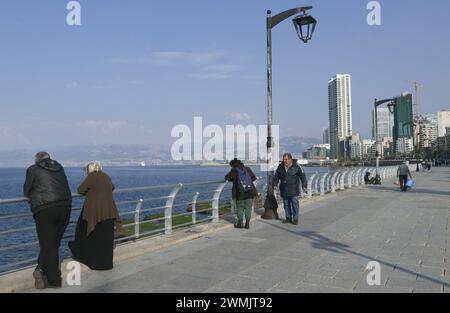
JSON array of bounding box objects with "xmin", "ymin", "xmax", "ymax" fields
[
  {"xmin": 225, "ymin": 159, "xmax": 258, "ymax": 229},
  {"xmin": 397, "ymin": 161, "xmax": 413, "ymax": 192},
  {"xmin": 23, "ymin": 152, "xmax": 72, "ymax": 289},
  {"xmin": 272, "ymin": 153, "xmax": 308, "ymax": 225},
  {"xmin": 69, "ymin": 161, "xmax": 121, "ymax": 271}
]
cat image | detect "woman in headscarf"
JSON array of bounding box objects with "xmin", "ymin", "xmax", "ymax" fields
[{"xmin": 69, "ymin": 161, "xmax": 121, "ymax": 270}]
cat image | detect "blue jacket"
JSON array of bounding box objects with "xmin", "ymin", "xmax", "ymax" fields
[{"xmin": 273, "ymin": 160, "xmax": 308, "ymax": 198}]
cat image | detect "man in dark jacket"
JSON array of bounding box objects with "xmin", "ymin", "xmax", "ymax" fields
[
  {"xmin": 23, "ymin": 152, "xmax": 72, "ymax": 289},
  {"xmin": 225, "ymin": 158, "xmax": 258, "ymax": 229},
  {"xmin": 272, "ymin": 153, "xmax": 307, "ymax": 225}
]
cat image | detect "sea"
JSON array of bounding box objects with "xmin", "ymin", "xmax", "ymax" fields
[{"xmin": 0, "ymin": 165, "xmax": 332, "ymax": 274}]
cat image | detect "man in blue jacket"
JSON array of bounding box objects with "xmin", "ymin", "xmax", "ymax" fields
[{"xmin": 272, "ymin": 153, "xmax": 308, "ymax": 225}]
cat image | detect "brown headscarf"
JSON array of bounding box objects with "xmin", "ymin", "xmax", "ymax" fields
[{"xmin": 77, "ymin": 171, "xmax": 121, "ymax": 237}]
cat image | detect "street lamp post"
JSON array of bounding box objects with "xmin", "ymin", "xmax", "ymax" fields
[
  {"xmin": 264, "ymin": 7, "xmax": 317, "ymax": 220},
  {"xmin": 415, "ymin": 130, "xmax": 426, "ymax": 171}
]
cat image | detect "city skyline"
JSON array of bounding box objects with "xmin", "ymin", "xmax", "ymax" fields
[{"xmin": 1, "ymin": 1, "xmax": 450, "ymax": 152}]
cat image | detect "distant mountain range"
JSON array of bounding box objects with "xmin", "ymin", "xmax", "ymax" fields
[
  {"xmin": 279, "ymin": 136, "xmax": 322, "ymax": 156},
  {"xmin": 0, "ymin": 136, "xmax": 321, "ymax": 168}
]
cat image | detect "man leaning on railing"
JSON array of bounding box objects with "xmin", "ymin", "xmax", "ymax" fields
[{"xmin": 23, "ymin": 152, "xmax": 72, "ymax": 290}]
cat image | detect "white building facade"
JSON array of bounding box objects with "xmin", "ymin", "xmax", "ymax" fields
[
  {"xmin": 437, "ymin": 110, "xmax": 450, "ymax": 138},
  {"xmin": 328, "ymin": 74, "xmax": 353, "ymax": 159},
  {"xmin": 373, "ymin": 107, "xmax": 394, "ymax": 142}
]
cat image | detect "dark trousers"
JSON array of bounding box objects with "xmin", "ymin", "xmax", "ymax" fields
[
  {"xmin": 34, "ymin": 206, "xmax": 71, "ymax": 285},
  {"xmin": 399, "ymin": 175, "xmax": 408, "ymax": 192}
]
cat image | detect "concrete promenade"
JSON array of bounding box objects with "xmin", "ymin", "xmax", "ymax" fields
[{"xmin": 30, "ymin": 168, "xmax": 450, "ymax": 293}]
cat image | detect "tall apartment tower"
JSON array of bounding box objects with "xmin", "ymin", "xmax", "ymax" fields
[
  {"xmin": 372, "ymin": 107, "xmax": 394, "ymax": 141},
  {"xmin": 322, "ymin": 127, "xmax": 330, "ymax": 144},
  {"xmin": 328, "ymin": 74, "xmax": 353, "ymax": 159}
]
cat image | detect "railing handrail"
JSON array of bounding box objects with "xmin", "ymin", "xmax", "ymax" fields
[{"xmin": 0, "ymin": 179, "xmax": 227, "ymax": 206}]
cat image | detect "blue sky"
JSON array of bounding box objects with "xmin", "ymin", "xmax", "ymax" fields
[{"xmin": 0, "ymin": 0, "xmax": 449, "ymax": 150}]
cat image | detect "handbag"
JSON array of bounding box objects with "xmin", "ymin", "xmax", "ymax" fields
[{"xmin": 405, "ymin": 179, "xmax": 414, "ymax": 189}]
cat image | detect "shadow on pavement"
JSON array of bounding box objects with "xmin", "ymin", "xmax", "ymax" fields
[
  {"xmin": 370, "ymin": 185, "xmax": 450, "ymax": 197},
  {"xmin": 258, "ymin": 219, "xmax": 450, "ymax": 289}
]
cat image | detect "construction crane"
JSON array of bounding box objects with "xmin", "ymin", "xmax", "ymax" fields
[{"xmin": 406, "ymin": 80, "xmax": 423, "ymax": 149}]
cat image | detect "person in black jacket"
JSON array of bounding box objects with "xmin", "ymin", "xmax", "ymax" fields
[
  {"xmin": 272, "ymin": 153, "xmax": 307, "ymax": 225},
  {"xmin": 225, "ymin": 158, "xmax": 258, "ymax": 229},
  {"xmin": 23, "ymin": 152, "xmax": 72, "ymax": 289}
]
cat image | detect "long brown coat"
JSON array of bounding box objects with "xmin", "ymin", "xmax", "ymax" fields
[{"xmin": 77, "ymin": 171, "xmax": 121, "ymax": 237}]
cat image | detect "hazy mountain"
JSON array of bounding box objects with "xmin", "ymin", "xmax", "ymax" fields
[
  {"xmin": 0, "ymin": 136, "xmax": 321, "ymax": 167},
  {"xmin": 279, "ymin": 136, "xmax": 322, "ymax": 155},
  {"xmin": 0, "ymin": 144, "xmax": 171, "ymax": 168}
]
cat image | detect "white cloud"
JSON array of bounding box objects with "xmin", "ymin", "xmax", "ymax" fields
[
  {"xmin": 76, "ymin": 120, "xmax": 129, "ymax": 131},
  {"xmin": 226, "ymin": 112, "xmax": 256, "ymax": 121},
  {"xmin": 107, "ymin": 51, "xmax": 250, "ymax": 80},
  {"xmin": 189, "ymin": 64, "xmax": 240, "ymax": 80},
  {"xmin": 65, "ymin": 81, "xmax": 78, "ymax": 89},
  {"xmin": 0, "ymin": 126, "xmax": 32, "ymax": 150},
  {"xmin": 107, "ymin": 51, "xmax": 221, "ymax": 66}
]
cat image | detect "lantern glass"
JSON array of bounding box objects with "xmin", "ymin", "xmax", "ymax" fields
[{"xmin": 293, "ymin": 14, "xmax": 317, "ymax": 43}]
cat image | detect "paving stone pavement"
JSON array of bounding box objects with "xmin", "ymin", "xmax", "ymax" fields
[{"xmin": 31, "ymin": 168, "xmax": 450, "ymax": 293}]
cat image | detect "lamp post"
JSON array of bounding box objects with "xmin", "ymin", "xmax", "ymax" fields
[
  {"xmin": 415, "ymin": 130, "xmax": 426, "ymax": 171},
  {"xmin": 264, "ymin": 7, "xmax": 317, "ymax": 220}
]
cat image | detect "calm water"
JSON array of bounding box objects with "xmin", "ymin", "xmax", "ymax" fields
[{"xmin": 0, "ymin": 165, "xmax": 331, "ymax": 274}]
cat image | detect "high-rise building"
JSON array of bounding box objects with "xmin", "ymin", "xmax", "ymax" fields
[
  {"xmin": 362, "ymin": 139, "xmax": 377, "ymax": 159},
  {"xmin": 446, "ymin": 127, "xmax": 450, "ymax": 150},
  {"xmin": 372, "ymin": 108, "xmax": 394, "ymax": 141},
  {"xmin": 419, "ymin": 114, "xmax": 437, "ymax": 148},
  {"xmin": 393, "ymin": 92, "xmax": 414, "ymax": 153},
  {"xmin": 328, "ymin": 74, "xmax": 353, "ymax": 159},
  {"xmin": 437, "ymin": 110, "xmax": 450, "ymax": 137},
  {"xmin": 348, "ymin": 133, "xmax": 362, "ymax": 160},
  {"xmin": 304, "ymin": 144, "xmax": 330, "ymax": 160},
  {"xmin": 396, "ymin": 137, "xmax": 414, "ymax": 154},
  {"xmin": 322, "ymin": 128, "xmax": 330, "ymax": 144}
]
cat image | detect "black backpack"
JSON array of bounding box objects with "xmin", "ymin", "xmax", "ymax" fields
[{"xmin": 236, "ymin": 167, "xmax": 253, "ymax": 194}]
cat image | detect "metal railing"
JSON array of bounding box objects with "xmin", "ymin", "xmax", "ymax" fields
[
  {"xmin": 0, "ymin": 164, "xmax": 413, "ymax": 275},
  {"xmin": 0, "ymin": 179, "xmax": 237, "ymax": 275}
]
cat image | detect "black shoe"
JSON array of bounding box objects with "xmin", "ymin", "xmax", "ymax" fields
[
  {"xmin": 245, "ymin": 221, "xmax": 250, "ymax": 229},
  {"xmin": 282, "ymin": 218, "xmax": 291, "ymax": 224},
  {"xmin": 291, "ymin": 219, "xmax": 299, "ymax": 225},
  {"xmin": 274, "ymin": 213, "xmax": 279, "ymax": 220},
  {"xmin": 33, "ymin": 269, "xmax": 48, "ymax": 290},
  {"xmin": 234, "ymin": 219, "xmax": 243, "ymax": 229},
  {"xmin": 47, "ymin": 284, "xmax": 62, "ymax": 289},
  {"xmin": 47, "ymin": 278, "xmax": 62, "ymax": 289}
]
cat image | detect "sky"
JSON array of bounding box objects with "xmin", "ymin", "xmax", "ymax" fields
[{"xmin": 0, "ymin": 0, "xmax": 449, "ymax": 151}]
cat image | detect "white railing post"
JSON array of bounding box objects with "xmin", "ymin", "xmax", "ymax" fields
[
  {"xmin": 192, "ymin": 192, "xmax": 199, "ymax": 225},
  {"xmin": 165, "ymin": 183, "xmax": 183, "ymax": 235},
  {"xmin": 340, "ymin": 171, "xmax": 346, "ymax": 190},
  {"xmin": 212, "ymin": 182, "xmax": 228, "ymax": 223},
  {"xmin": 307, "ymin": 173, "xmax": 317, "ymax": 198},
  {"xmin": 347, "ymin": 170, "xmax": 355, "ymax": 188},
  {"xmin": 320, "ymin": 173, "xmax": 328, "ymax": 196},
  {"xmin": 325, "ymin": 171, "xmax": 332, "ymax": 193},
  {"xmin": 134, "ymin": 199, "xmax": 143, "ymax": 239},
  {"xmin": 331, "ymin": 171, "xmax": 339, "ymax": 193},
  {"xmin": 314, "ymin": 172, "xmax": 321, "ymax": 195},
  {"xmin": 351, "ymin": 169, "xmax": 357, "ymax": 186},
  {"xmin": 355, "ymin": 168, "xmax": 363, "ymax": 186}
]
